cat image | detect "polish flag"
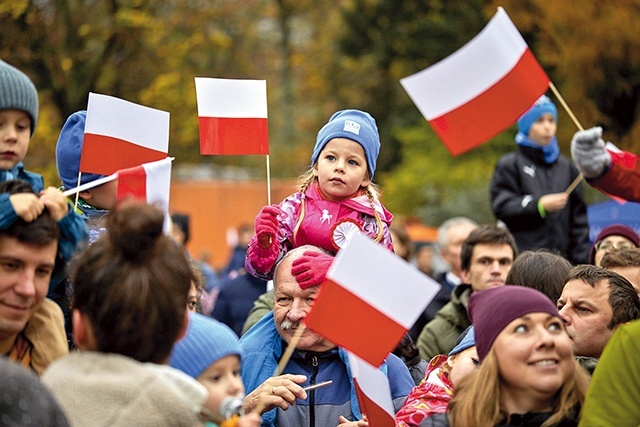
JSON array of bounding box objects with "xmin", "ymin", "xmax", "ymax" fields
[
  {"xmin": 116, "ymin": 157, "xmax": 173, "ymax": 222},
  {"xmin": 400, "ymin": 7, "xmax": 550, "ymax": 156},
  {"xmin": 304, "ymin": 232, "xmax": 441, "ymax": 367},
  {"xmin": 195, "ymin": 78, "xmax": 269, "ymax": 155},
  {"xmin": 80, "ymin": 93, "xmax": 169, "ymax": 175},
  {"xmin": 347, "ymin": 352, "xmax": 395, "ymax": 427}
]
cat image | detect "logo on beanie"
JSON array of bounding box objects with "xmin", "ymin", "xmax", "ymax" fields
[{"xmin": 343, "ymin": 120, "xmax": 361, "ymax": 135}]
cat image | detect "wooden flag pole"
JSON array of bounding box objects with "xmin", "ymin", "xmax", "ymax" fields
[
  {"xmin": 266, "ymin": 154, "xmax": 272, "ymax": 205},
  {"xmin": 274, "ymin": 324, "xmax": 306, "ymax": 376},
  {"xmin": 250, "ymin": 325, "xmax": 306, "ymax": 416},
  {"xmin": 548, "ymin": 82, "xmax": 585, "ymax": 195}
]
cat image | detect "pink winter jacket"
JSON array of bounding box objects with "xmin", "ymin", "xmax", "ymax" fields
[
  {"xmin": 395, "ymin": 355, "xmax": 454, "ymax": 427},
  {"xmin": 246, "ymin": 181, "xmax": 393, "ymax": 280}
]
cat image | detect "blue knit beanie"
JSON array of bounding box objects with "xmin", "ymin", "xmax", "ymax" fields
[
  {"xmin": 448, "ymin": 325, "xmax": 476, "ymax": 356},
  {"xmin": 517, "ymin": 95, "xmax": 557, "ymax": 136},
  {"xmin": 169, "ymin": 313, "xmax": 242, "ymax": 379},
  {"xmin": 56, "ymin": 110, "xmax": 106, "ymax": 190},
  {"xmin": 0, "ymin": 59, "xmax": 38, "ymax": 135},
  {"xmin": 312, "ymin": 109, "xmax": 380, "ymax": 179}
]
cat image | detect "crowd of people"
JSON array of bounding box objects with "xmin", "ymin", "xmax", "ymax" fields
[{"xmin": 3, "ymin": 54, "xmax": 640, "ymax": 427}]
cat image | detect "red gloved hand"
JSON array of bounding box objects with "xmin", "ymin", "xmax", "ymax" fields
[
  {"xmin": 255, "ymin": 205, "xmax": 281, "ymax": 249},
  {"xmin": 291, "ymin": 250, "xmax": 334, "ymax": 289}
]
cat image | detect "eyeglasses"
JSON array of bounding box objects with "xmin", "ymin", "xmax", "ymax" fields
[{"xmin": 595, "ymin": 241, "xmax": 636, "ymax": 252}]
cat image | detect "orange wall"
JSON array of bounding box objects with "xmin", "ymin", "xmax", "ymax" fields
[{"xmin": 169, "ymin": 179, "xmax": 298, "ymax": 270}]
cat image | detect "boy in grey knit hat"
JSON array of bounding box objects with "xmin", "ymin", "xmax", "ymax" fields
[{"xmin": 0, "ymin": 59, "xmax": 88, "ymax": 307}]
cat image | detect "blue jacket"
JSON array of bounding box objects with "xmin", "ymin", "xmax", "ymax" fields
[
  {"xmin": 0, "ymin": 163, "xmax": 89, "ymax": 292},
  {"xmin": 240, "ymin": 312, "xmax": 413, "ymax": 427}
]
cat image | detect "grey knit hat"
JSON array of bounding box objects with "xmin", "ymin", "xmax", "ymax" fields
[{"xmin": 0, "ymin": 59, "xmax": 39, "ymax": 135}]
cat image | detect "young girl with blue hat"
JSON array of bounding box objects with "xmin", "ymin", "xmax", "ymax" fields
[
  {"xmin": 170, "ymin": 312, "xmax": 261, "ymax": 427},
  {"xmin": 245, "ymin": 109, "xmax": 393, "ymax": 286}
]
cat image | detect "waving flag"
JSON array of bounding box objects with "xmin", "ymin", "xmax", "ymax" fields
[
  {"xmin": 117, "ymin": 157, "xmax": 173, "ymax": 218},
  {"xmin": 80, "ymin": 93, "xmax": 169, "ymax": 175},
  {"xmin": 348, "ymin": 352, "xmax": 395, "ymax": 427},
  {"xmin": 195, "ymin": 78, "xmax": 269, "ymax": 155},
  {"xmin": 304, "ymin": 232, "xmax": 440, "ymax": 367},
  {"xmin": 400, "ymin": 7, "xmax": 550, "ymax": 155}
]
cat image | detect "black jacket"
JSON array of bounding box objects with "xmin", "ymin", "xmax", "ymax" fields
[{"xmin": 490, "ymin": 145, "xmax": 589, "ymax": 264}]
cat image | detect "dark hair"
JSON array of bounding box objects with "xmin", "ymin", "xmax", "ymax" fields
[
  {"xmin": 0, "ymin": 180, "xmax": 59, "ymax": 246},
  {"xmin": 170, "ymin": 212, "xmax": 190, "ymax": 244},
  {"xmin": 506, "ymin": 250, "xmax": 572, "ymax": 303},
  {"xmin": 392, "ymin": 332, "xmax": 422, "ymax": 367},
  {"xmin": 566, "ymin": 265, "xmax": 640, "ymax": 329},
  {"xmin": 72, "ymin": 202, "xmax": 191, "ymax": 363},
  {"xmin": 0, "ymin": 180, "xmax": 61, "ymax": 275},
  {"xmin": 600, "ymin": 248, "xmax": 640, "ymax": 269},
  {"xmin": 460, "ymin": 225, "xmax": 518, "ymax": 272}
]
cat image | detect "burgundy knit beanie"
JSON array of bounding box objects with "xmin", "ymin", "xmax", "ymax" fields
[
  {"xmin": 468, "ymin": 285, "xmax": 561, "ymax": 361},
  {"xmin": 589, "ymin": 224, "xmax": 640, "ymax": 264}
]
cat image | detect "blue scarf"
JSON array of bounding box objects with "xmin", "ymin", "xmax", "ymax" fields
[
  {"xmin": 0, "ymin": 162, "xmax": 23, "ymax": 182},
  {"xmin": 515, "ymin": 132, "xmax": 560, "ymax": 164}
]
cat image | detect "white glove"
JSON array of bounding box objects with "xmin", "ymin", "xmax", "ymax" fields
[{"xmin": 571, "ymin": 126, "xmax": 611, "ymax": 179}]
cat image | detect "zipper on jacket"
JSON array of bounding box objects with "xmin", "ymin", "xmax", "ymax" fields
[{"xmin": 309, "ymin": 355, "xmax": 319, "ymax": 427}]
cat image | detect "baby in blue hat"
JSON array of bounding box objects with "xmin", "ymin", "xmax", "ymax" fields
[
  {"xmin": 245, "ymin": 109, "xmax": 394, "ymax": 284},
  {"xmin": 170, "ymin": 313, "xmax": 260, "ymax": 426}
]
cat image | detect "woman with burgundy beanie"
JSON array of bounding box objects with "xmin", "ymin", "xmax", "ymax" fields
[
  {"xmin": 422, "ymin": 286, "xmax": 590, "ymax": 427},
  {"xmin": 589, "ymin": 224, "xmax": 640, "ymax": 266}
]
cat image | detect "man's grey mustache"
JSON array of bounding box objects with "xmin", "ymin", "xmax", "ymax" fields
[{"xmin": 280, "ymin": 319, "xmax": 301, "ymax": 330}]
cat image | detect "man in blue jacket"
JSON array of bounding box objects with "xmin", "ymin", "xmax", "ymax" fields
[{"xmin": 240, "ymin": 245, "xmax": 414, "ymax": 426}]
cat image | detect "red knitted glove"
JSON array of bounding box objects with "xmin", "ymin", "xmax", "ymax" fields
[
  {"xmin": 254, "ymin": 205, "xmax": 281, "ymax": 249},
  {"xmin": 291, "ymin": 250, "xmax": 334, "ymax": 289}
]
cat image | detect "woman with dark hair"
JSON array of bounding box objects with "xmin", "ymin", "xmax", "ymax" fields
[
  {"xmin": 423, "ymin": 286, "xmax": 590, "ymax": 427},
  {"xmin": 506, "ymin": 250, "xmax": 572, "ymax": 303},
  {"xmin": 42, "ymin": 202, "xmax": 205, "ymax": 426}
]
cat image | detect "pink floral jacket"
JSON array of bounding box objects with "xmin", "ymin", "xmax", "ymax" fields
[{"xmin": 394, "ymin": 355, "xmax": 454, "ymax": 427}]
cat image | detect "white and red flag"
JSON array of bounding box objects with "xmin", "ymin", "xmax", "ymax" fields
[
  {"xmin": 400, "ymin": 7, "xmax": 550, "ymax": 155},
  {"xmin": 195, "ymin": 77, "xmax": 269, "ymax": 155},
  {"xmin": 347, "ymin": 352, "xmax": 395, "ymax": 427},
  {"xmin": 116, "ymin": 157, "xmax": 173, "ymax": 220},
  {"xmin": 80, "ymin": 93, "xmax": 169, "ymax": 175},
  {"xmin": 304, "ymin": 232, "xmax": 441, "ymax": 367}
]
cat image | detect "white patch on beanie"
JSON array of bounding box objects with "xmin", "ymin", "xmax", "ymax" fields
[{"xmin": 343, "ymin": 120, "xmax": 361, "ymax": 135}]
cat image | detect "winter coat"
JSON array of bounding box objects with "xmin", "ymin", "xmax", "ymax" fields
[
  {"xmin": 6, "ymin": 298, "xmax": 68, "ymax": 375},
  {"xmin": 246, "ymin": 182, "xmax": 393, "ymax": 280},
  {"xmin": 240, "ymin": 311, "xmax": 413, "ymax": 427},
  {"xmin": 580, "ymin": 319, "xmax": 640, "ymax": 426},
  {"xmin": 589, "ymin": 148, "xmax": 640, "ymax": 203},
  {"xmin": 490, "ymin": 145, "xmax": 589, "ymax": 264},
  {"xmin": 395, "ymin": 355, "xmax": 454, "ymax": 427},
  {"xmin": 417, "ymin": 285, "xmax": 472, "ymax": 361},
  {"xmin": 212, "ymin": 272, "xmax": 267, "ymax": 337},
  {"xmin": 42, "ymin": 352, "xmax": 204, "ymax": 427}
]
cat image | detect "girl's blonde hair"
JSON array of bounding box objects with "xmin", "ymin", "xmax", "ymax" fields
[
  {"xmin": 295, "ymin": 168, "xmax": 384, "ymax": 243},
  {"xmin": 448, "ymin": 349, "xmax": 590, "ymax": 427}
]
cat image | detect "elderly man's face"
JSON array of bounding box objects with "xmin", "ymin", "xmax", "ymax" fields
[
  {"xmin": 273, "ymin": 254, "xmax": 335, "ymax": 352},
  {"xmin": 557, "ymin": 278, "xmax": 614, "ymax": 358},
  {"xmin": 0, "ymin": 236, "xmax": 57, "ymax": 343}
]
